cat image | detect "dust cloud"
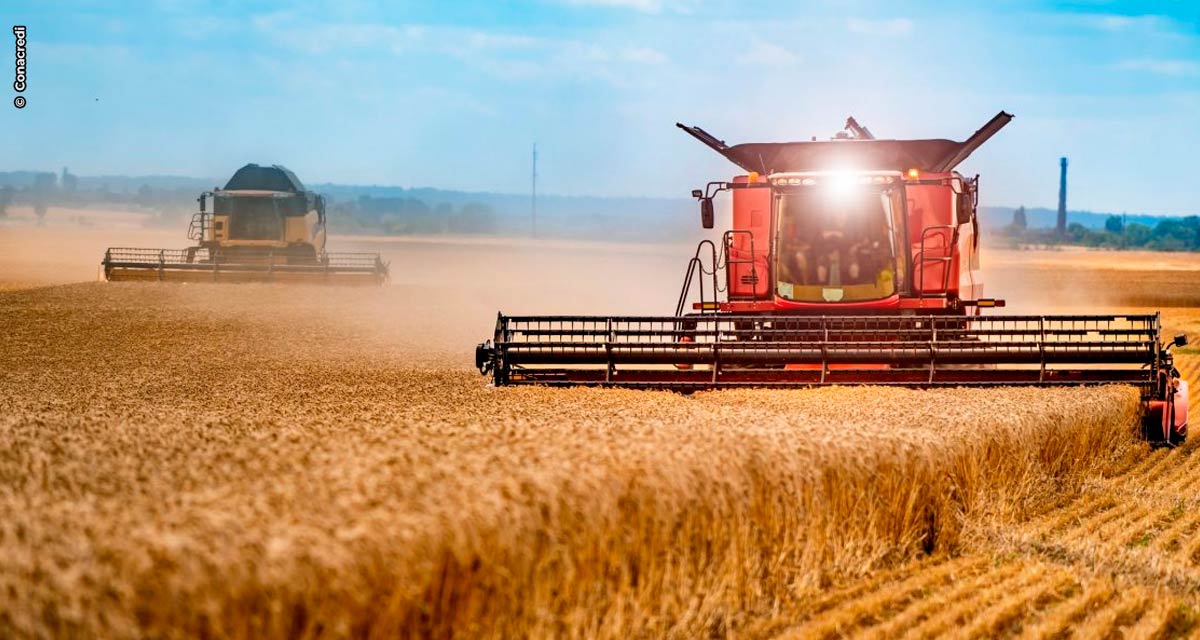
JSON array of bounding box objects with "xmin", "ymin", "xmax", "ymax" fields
[
  {"xmin": 982, "ymin": 246, "xmax": 1200, "ymax": 314},
  {"xmin": 5, "ymin": 224, "xmax": 1200, "ymax": 365},
  {"xmin": 0, "ymin": 224, "xmax": 694, "ymax": 368}
]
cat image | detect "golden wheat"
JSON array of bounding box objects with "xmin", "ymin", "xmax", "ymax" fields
[
  {"xmin": 6, "ymin": 229, "xmax": 1200, "ymax": 638},
  {"xmin": 0, "ymin": 281, "xmax": 1143, "ymax": 638}
]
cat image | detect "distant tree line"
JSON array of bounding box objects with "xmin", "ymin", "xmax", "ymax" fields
[
  {"xmin": 0, "ymin": 170, "xmax": 61, "ymax": 224},
  {"xmin": 0, "ymin": 170, "xmax": 501, "ymax": 235},
  {"xmin": 0, "ymin": 168, "xmax": 198, "ymax": 226},
  {"xmin": 330, "ymin": 195, "xmax": 498, "ymax": 235},
  {"xmin": 1001, "ymin": 206, "xmax": 1200, "ymax": 251}
]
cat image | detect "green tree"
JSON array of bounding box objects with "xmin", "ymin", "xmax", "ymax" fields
[
  {"xmin": 1104, "ymin": 215, "xmax": 1124, "ymax": 234},
  {"xmin": 1149, "ymin": 219, "xmax": 1194, "ymax": 251},
  {"xmin": 1123, "ymin": 222, "xmax": 1152, "ymax": 247}
]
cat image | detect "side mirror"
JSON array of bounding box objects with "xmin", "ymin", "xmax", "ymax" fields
[
  {"xmin": 700, "ymin": 198, "xmax": 714, "ymax": 229},
  {"xmin": 198, "ymin": 193, "xmax": 207, "ymax": 213},
  {"xmin": 691, "ymin": 189, "xmax": 703, "ymax": 198},
  {"xmin": 956, "ymin": 192, "xmax": 974, "ymax": 225},
  {"xmin": 316, "ymin": 194, "xmax": 326, "ymax": 219},
  {"xmin": 1174, "ymin": 334, "xmax": 1188, "ymax": 348}
]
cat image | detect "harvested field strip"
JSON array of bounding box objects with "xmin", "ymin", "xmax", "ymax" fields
[
  {"xmin": 1072, "ymin": 587, "xmax": 1151, "ymax": 638},
  {"xmin": 1017, "ymin": 581, "xmax": 1116, "ymax": 640},
  {"xmin": 1030, "ymin": 448, "xmax": 1171, "ymax": 537},
  {"xmin": 1150, "ymin": 511, "xmax": 1200, "ymax": 553},
  {"xmin": 1115, "ymin": 497, "xmax": 1186, "ymax": 549},
  {"xmin": 786, "ymin": 558, "xmax": 1001, "ymax": 638},
  {"xmin": 1088, "ymin": 459, "xmax": 1199, "ymax": 548},
  {"xmin": 1124, "ymin": 597, "xmax": 1184, "ymax": 640},
  {"xmin": 849, "ymin": 561, "xmax": 1027, "ymax": 639},
  {"xmin": 796, "ymin": 559, "xmax": 946, "ymax": 615},
  {"xmin": 1178, "ymin": 520, "xmax": 1200, "ymax": 566},
  {"xmin": 951, "ymin": 570, "xmax": 1075, "ymax": 639},
  {"xmin": 898, "ymin": 564, "xmax": 1067, "ymax": 639},
  {"xmin": 1097, "ymin": 501, "xmax": 1163, "ymax": 544},
  {"xmin": 802, "ymin": 556, "xmax": 992, "ymax": 631},
  {"xmin": 771, "ymin": 354, "xmax": 1200, "ymax": 637},
  {"xmin": 1125, "ymin": 504, "xmax": 1188, "ymax": 549}
]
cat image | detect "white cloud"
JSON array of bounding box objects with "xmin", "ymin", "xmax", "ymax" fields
[
  {"xmin": 481, "ymin": 42, "xmax": 667, "ymax": 84},
  {"xmin": 1114, "ymin": 58, "xmax": 1200, "ymax": 77},
  {"xmin": 620, "ymin": 46, "xmax": 668, "ymax": 65},
  {"xmin": 846, "ymin": 18, "xmax": 914, "ymax": 37},
  {"xmin": 1083, "ymin": 14, "xmax": 1165, "ymax": 32},
  {"xmin": 560, "ymin": 0, "xmax": 692, "ymax": 14},
  {"xmin": 736, "ymin": 41, "xmax": 800, "ymax": 67},
  {"xmin": 246, "ymin": 15, "xmax": 667, "ymax": 86}
]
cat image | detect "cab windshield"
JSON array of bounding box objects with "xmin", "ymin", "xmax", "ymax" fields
[
  {"xmin": 775, "ymin": 186, "xmax": 899, "ymax": 303},
  {"xmin": 219, "ymin": 196, "xmax": 285, "ymax": 241}
]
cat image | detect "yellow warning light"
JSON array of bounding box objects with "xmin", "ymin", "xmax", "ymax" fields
[
  {"xmin": 907, "ymin": 168, "xmax": 920, "ymax": 180},
  {"xmin": 748, "ymin": 171, "xmax": 760, "ymax": 182}
]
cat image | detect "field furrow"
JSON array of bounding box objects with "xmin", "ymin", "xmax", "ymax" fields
[
  {"xmin": 1120, "ymin": 499, "xmax": 1187, "ymax": 549},
  {"xmin": 1025, "ymin": 450, "xmax": 1175, "ymax": 539},
  {"xmin": 1096, "ymin": 459, "xmax": 1200, "ymax": 549},
  {"xmin": 1150, "ymin": 506, "xmax": 1200, "ymax": 554},
  {"xmin": 1033, "ymin": 497, "xmax": 1122, "ymax": 539},
  {"xmin": 957, "ymin": 571, "xmax": 1076, "ymax": 639},
  {"xmin": 1071, "ymin": 588, "xmax": 1150, "ymax": 638},
  {"xmin": 834, "ymin": 561, "xmax": 1027, "ymax": 640},
  {"xmin": 797, "ymin": 556, "xmax": 985, "ymax": 618},
  {"xmin": 897, "ymin": 565, "xmax": 1058, "ymax": 639},
  {"xmin": 1122, "ymin": 595, "xmax": 1181, "ymax": 640},
  {"xmin": 1177, "ymin": 519, "xmax": 1200, "ymax": 566},
  {"xmin": 783, "ymin": 558, "xmax": 1001, "ymax": 639},
  {"xmin": 1016, "ymin": 581, "xmax": 1116, "ymax": 640}
]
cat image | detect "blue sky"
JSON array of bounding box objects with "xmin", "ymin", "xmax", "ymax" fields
[{"xmin": 2, "ymin": 1, "xmax": 1198, "ymax": 213}]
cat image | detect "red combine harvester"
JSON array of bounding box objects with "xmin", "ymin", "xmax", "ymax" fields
[{"xmin": 475, "ymin": 112, "xmax": 1189, "ymax": 444}]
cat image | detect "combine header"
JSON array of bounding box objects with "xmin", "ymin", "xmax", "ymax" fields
[
  {"xmin": 102, "ymin": 164, "xmax": 387, "ymax": 285},
  {"xmin": 475, "ymin": 113, "xmax": 1189, "ymax": 444}
]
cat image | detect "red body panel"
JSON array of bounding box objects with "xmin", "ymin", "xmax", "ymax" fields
[
  {"xmin": 1176, "ymin": 380, "xmax": 1190, "ymax": 436},
  {"xmin": 723, "ymin": 171, "xmax": 984, "ymax": 315},
  {"xmin": 728, "ymin": 175, "xmax": 772, "ymax": 300}
]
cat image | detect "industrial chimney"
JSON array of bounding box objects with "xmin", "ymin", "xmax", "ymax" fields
[{"xmin": 1056, "ymin": 157, "xmax": 1068, "ymax": 238}]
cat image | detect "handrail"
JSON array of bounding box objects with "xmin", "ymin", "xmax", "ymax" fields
[
  {"xmin": 187, "ymin": 211, "xmax": 211, "ymax": 242},
  {"xmin": 915, "ymin": 225, "xmax": 956, "ymax": 298},
  {"xmin": 723, "ymin": 230, "xmax": 761, "ymax": 300},
  {"xmin": 675, "ymin": 240, "xmax": 719, "ymax": 316}
]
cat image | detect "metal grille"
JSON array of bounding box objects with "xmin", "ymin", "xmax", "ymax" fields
[
  {"xmin": 102, "ymin": 247, "xmax": 388, "ymax": 281},
  {"xmin": 477, "ymin": 314, "xmax": 1162, "ymax": 391}
]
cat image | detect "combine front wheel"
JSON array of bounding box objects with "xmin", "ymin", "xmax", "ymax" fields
[{"xmin": 1144, "ymin": 396, "xmax": 1185, "ymax": 448}]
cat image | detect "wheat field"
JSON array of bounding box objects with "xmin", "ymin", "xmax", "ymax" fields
[{"xmin": 3, "ymin": 227, "xmax": 1200, "ymax": 637}]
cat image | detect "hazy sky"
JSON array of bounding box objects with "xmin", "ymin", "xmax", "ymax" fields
[{"xmin": 2, "ymin": 1, "xmax": 1198, "ymax": 213}]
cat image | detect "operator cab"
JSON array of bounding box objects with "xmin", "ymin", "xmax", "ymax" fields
[
  {"xmin": 192, "ymin": 164, "xmax": 328, "ymax": 256},
  {"xmin": 678, "ymin": 112, "xmax": 1013, "ymax": 314},
  {"xmin": 215, "ymin": 191, "xmax": 302, "ymax": 242},
  {"xmin": 770, "ymin": 171, "xmax": 904, "ymax": 304}
]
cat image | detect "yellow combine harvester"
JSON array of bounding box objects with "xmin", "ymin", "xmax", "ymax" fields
[{"xmin": 102, "ymin": 164, "xmax": 388, "ymax": 285}]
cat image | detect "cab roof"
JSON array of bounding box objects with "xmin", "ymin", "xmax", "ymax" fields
[{"xmin": 222, "ymin": 164, "xmax": 307, "ymax": 193}]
